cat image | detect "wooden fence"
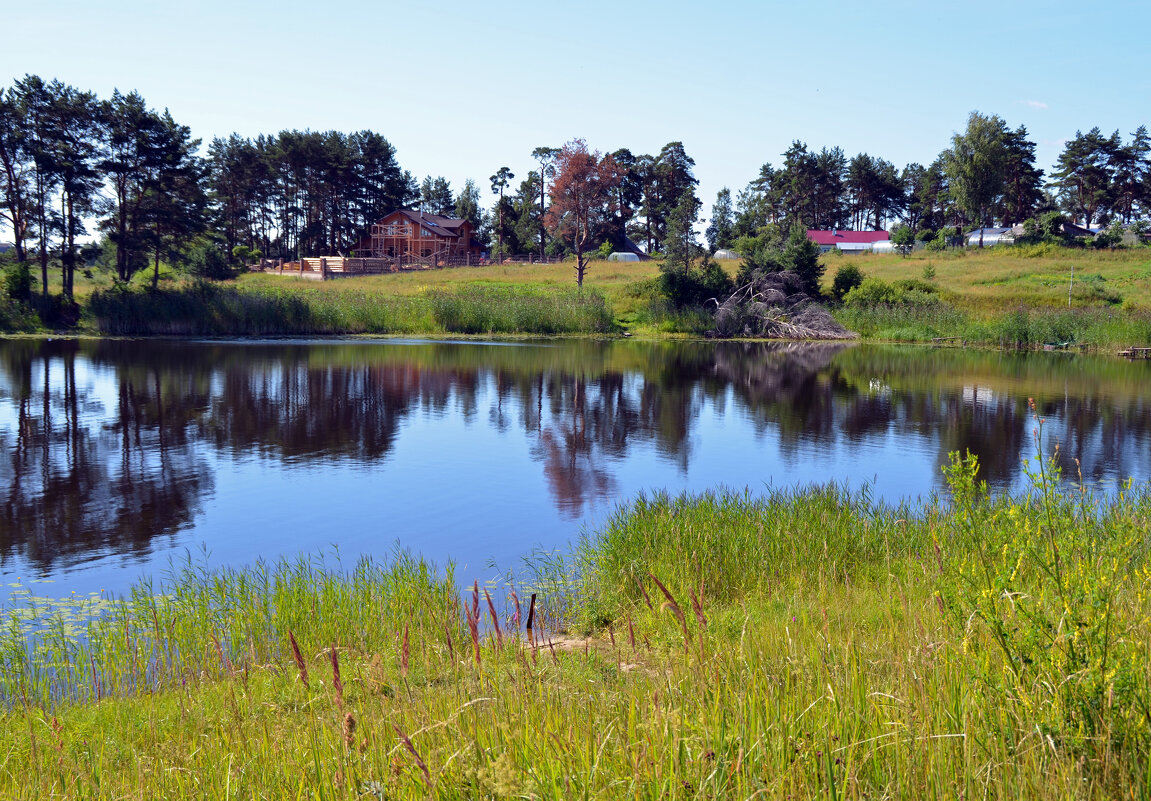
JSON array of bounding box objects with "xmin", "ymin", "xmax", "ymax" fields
[{"xmin": 255, "ymin": 253, "xmax": 567, "ymax": 279}]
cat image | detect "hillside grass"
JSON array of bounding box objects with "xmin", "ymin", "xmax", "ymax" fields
[{"xmin": 1, "ymin": 440, "xmax": 1148, "ymax": 799}]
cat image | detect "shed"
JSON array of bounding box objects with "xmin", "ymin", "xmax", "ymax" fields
[
  {"xmin": 806, "ymin": 230, "xmax": 891, "ymax": 254},
  {"xmin": 966, "ymin": 227, "xmax": 1014, "ymax": 247}
]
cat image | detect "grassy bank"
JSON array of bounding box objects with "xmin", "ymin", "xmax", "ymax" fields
[
  {"xmin": 3, "ymin": 247, "xmax": 1151, "ymax": 347},
  {"xmin": 825, "ymin": 246, "xmax": 1151, "ymax": 348},
  {"xmin": 2, "ymin": 443, "xmax": 1148, "ymax": 798}
]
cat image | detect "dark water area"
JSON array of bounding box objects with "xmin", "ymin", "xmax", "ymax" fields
[{"xmin": 2, "ymin": 337, "xmax": 1149, "ymax": 598}]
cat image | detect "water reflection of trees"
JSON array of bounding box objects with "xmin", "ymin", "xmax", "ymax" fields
[
  {"xmin": 2, "ymin": 340, "xmax": 1149, "ymax": 571},
  {"xmin": 0, "ymin": 341, "xmax": 212, "ymax": 572}
]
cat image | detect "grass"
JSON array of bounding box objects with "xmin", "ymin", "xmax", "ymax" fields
[
  {"xmin": 4, "ymin": 247, "xmax": 1151, "ymax": 346},
  {"xmin": 2, "ymin": 424, "xmax": 1149, "ymax": 798}
]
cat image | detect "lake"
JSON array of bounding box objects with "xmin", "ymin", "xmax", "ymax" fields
[{"xmin": 2, "ymin": 338, "xmax": 1149, "ymax": 598}]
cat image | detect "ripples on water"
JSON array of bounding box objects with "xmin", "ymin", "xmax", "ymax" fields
[{"xmin": 1, "ymin": 338, "xmax": 1148, "ymax": 595}]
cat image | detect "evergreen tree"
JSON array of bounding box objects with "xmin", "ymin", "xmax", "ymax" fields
[
  {"xmin": 1051, "ymin": 127, "xmax": 1114, "ymax": 228},
  {"xmin": 705, "ymin": 187, "xmax": 734, "ymax": 251},
  {"xmin": 419, "ymin": 175, "xmax": 453, "ymax": 216}
]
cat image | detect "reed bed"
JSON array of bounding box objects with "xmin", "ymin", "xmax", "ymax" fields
[
  {"xmin": 87, "ymin": 282, "xmax": 616, "ymax": 336},
  {"xmin": 1, "ymin": 435, "xmax": 1149, "ymax": 798}
]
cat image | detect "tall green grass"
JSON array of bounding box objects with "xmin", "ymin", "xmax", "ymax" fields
[
  {"xmin": 836, "ymin": 302, "xmax": 1151, "ymax": 348},
  {"xmin": 1, "ymin": 445, "xmax": 1148, "ymax": 797},
  {"xmin": 87, "ymin": 282, "xmax": 616, "ymax": 336}
]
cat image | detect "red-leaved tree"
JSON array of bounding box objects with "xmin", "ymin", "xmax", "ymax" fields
[{"xmin": 545, "ymin": 139, "xmax": 621, "ymax": 287}]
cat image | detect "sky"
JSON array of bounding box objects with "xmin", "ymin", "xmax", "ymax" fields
[{"xmin": 3, "ymin": 0, "xmax": 1150, "ymax": 229}]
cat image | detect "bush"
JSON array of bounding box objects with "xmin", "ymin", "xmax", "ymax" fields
[
  {"xmin": 188, "ymin": 243, "xmax": 233, "ymax": 280},
  {"xmin": 831, "ymin": 263, "xmax": 864, "ymax": 302},
  {"xmin": 3, "ymin": 261, "xmax": 35, "ymax": 302},
  {"xmin": 658, "ymin": 257, "xmax": 733, "ymax": 308},
  {"xmin": 843, "ymin": 278, "xmax": 941, "ymax": 309}
]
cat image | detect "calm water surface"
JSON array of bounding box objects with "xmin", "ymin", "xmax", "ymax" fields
[{"xmin": 2, "ymin": 338, "xmax": 1149, "ymax": 597}]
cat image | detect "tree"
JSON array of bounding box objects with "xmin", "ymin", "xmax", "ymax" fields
[
  {"xmin": 998, "ymin": 125, "xmax": 1044, "ymax": 225},
  {"xmin": 890, "ymin": 224, "xmax": 915, "ymax": 256},
  {"xmin": 12, "ymin": 75, "xmax": 62, "ymax": 298},
  {"xmin": 37, "ymin": 81, "xmax": 101, "ymax": 300},
  {"xmin": 0, "ymin": 87, "xmax": 32, "ymax": 264},
  {"xmin": 531, "ymin": 146, "xmax": 559, "ymax": 257},
  {"xmin": 454, "ymin": 179, "xmax": 483, "ymax": 229},
  {"xmin": 1051, "ymin": 127, "xmax": 1114, "ymax": 228},
  {"xmin": 545, "ymin": 139, "xmax": 621, "ymax": 287},
  {"xmin": 782, "ymin": 223, "xmax": 823, "ymax": 296},
  {"xmin": 99, "ymin": 89, "xmax": 168, "ymax": 283},
  {"xmin": 419, "ymin": 175, "xmax": 453, "ymax": 216},
  {"xmin": 143, "ymin": 111, "xmax": 207, "ymax": 287},
  {"xmin": 705, "ymin": 187, "xmax": 734, "ymax": 251},
  {"xmin": 489, "ymin": 166, "xmax": 514, "ymax": 256},
  {"xmin": 1109, "ymin": 126, "xmax": 1150, "ymax": 224},
  {"xmin": 943, "ymin": 111, "xmax": 1009, "ymax": 247}
]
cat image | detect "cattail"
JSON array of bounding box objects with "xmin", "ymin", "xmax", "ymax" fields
[
  {"xmin": 547, "ymin": 636, "xmax": 559, "ymax": 665},
  {"xmin": 401, "ymin": 624, "xmax": 410, "ymax": 677},
  {"xmin": 484, "ymin": 589, "xmax": 503, "ymax": 648},
  {"xmin": 649, "ymin": 573, "xmax": 689, "ymax": 650},
  {"xmin": 464, "ymin": 595, "xmax": 481, "ymax": 666},
  {"xmin": 634, "ymin": 575, "xmax": 654, "ymax": 609},
  {"xmin": 689, "ymin": 582, "xmax": 708, "ymax": 632},
  {"xmin": 394, "ymin": 725, "xmax": 432, "ymax": 787},
  {"xmin": 289, "ymin": 631, "xmax": 308, "ymax": 689},
  {"xmin": 607, "ymin": 624, "xmax": 616, "ymax": 650},
  {"xmin": 626, "ymin": 614, "xmax": 637, "ymax": 655},
  {"xmin": 526, "ymin": 593, "xmax": 537, "ymax": 647},
  {"xmin": 343, "ymin": 711, "xmax": 357, "ymax": 747},
  {"xmin": 445, "ymin": 624, "xmax": 455, "ymax": 663},
  {"xmin": 509, "ymin": 589, "xmax": 522, "ymax": 635},
  {"xmin": 330, "ymin": 645, "xmax": 344, "ymax": 709}
]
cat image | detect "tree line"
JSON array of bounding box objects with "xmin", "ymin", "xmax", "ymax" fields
[{"xmin": 3, "ymin": 73, "xmax": 1150, "ymax": 305}]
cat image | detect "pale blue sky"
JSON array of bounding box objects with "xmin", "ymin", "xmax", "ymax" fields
[{"xmin": 4, "ymin": 0, "xmax": 1150, "ymax": 221}]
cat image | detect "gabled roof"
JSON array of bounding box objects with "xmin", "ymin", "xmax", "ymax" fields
[
  {"xmin": 806, "ymin": 230, "xmax": 890, "ymax": 246},
  {"xmin": 382, "ymin": 209, "xmax": 470, "ymax": 238}
]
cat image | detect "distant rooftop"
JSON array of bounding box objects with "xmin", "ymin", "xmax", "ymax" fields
[{"xmin": 806, "ymin": 230, "xmax": 890, "ymax": 246}]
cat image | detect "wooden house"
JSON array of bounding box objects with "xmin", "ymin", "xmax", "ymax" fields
[{"xmin": 352, "ymin": 209, "xmax": 484, "ymax": 265}]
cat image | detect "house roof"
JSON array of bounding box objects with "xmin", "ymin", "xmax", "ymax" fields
[
  {"xmin": 806, "ymin": 230, "xmax": 890, "ymax": 246},
  {"xmin": 384, "ymin": 209, "xmax": 469, "ymax": 238}
]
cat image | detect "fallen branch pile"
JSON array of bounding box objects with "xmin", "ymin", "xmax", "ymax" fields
[{"xmin": 711, "ymin": 271, "xmax": 857, "ymax": 340}]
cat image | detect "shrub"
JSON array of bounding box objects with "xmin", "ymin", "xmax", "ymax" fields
[
  {"xmin": 188, "ymin": 242, "xmax": 233, "ymax": 280},
  {"xmin": 3, "ymin": 261, "xmax": 35, "ymax": 302},
  {"xmin": 843, "ymin": 278, "xmax": 941, "ymax": 309},
  {"xmin": 831, "ymin": 263, "xmax": 864, "ymax": 302}
]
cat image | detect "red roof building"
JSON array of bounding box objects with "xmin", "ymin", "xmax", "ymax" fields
[{"xmin": 807, "ymin": 230, "xmax": 890, "ymax": 253}]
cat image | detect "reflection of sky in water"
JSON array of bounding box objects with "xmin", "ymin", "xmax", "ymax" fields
[{"xmin": 2, "ymin": 340, "xmax": 1149, "ymax": 601}]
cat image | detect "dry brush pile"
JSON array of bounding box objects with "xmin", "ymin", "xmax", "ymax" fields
[{"xmin": 712, "ymin": 270, "xmax": 858, "ymax": 340}]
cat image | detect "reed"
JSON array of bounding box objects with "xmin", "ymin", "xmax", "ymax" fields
[{"xmin": 86, "ymin": 281, "xmax": 616, "ymax": 336}]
